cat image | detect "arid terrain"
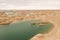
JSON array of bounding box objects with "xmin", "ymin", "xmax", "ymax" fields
[{"xmin": 0, "ymin": 10, "xmax": 60, "ymax": 40}]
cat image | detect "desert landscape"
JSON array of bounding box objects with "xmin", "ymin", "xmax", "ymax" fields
[{"xmin": 0, "ymin": 10, "xmax": 60, "ymax": 40}]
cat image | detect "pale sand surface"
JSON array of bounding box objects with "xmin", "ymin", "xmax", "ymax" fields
[{"xmin": 0, "ymin": 10, "xmax": 60, "ymax": 40}]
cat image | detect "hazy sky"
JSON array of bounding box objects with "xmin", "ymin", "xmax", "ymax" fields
[{"xmin": 0, "ymin": 0, "xmax": 60, "ymax": 10}]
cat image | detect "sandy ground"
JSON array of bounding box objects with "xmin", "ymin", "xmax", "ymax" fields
[
  {"xmin": 31, "ymin": 12, "xmax": 60, "ymax": 40},
  {"xmin": 0, "ymin": 10, "xmax": 60, "ymax": 40}
]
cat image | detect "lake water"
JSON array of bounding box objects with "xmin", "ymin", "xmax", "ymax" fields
[{"xmin": 0, "ymin": 20, "xmax": 53, "ymax": 40}]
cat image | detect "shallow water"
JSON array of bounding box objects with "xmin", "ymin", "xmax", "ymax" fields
[{"xmin": 0, "ymin": 20, "xmax": 53, "ymax": 40}]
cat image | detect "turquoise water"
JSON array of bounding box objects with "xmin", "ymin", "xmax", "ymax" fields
[{"xmin": 0, "ymin": 20, "xmax": 53, "ymax": 40}]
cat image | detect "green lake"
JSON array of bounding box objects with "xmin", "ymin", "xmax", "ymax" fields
[{"xmin": 0, "ymin": 20, "xmax": 53, "ymax": 40}]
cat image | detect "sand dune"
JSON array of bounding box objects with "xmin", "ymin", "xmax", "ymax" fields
[{"xmin": 0, "ymin": 10, "xmax": 60, "ymax": 40}]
